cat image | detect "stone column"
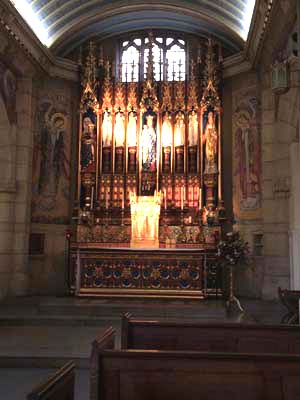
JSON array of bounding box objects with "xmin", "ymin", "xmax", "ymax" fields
[
  {"xmin": 0, "ymin": 95, "xmax": 16, "ymax": 299},
  {"xmin": 289, "ymin": 140, "xmax": 300, "ymax": 289},
  {"xmin": 10, "ymin": 77, "xmax": 33, "ymax": 295},
  {"xmin": 0, "ymin": 188, "xmax": 16, "ymax": 299}
]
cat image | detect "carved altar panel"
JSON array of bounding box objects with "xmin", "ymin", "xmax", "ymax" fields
[{"xmin": 130, "ymin": 191, "xmax": 161, "ymax": 248}]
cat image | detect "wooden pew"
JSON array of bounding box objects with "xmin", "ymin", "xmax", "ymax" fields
[
  {"xmin": 121, "ymin": 313, "xmax": 300, "ymax": 354},
  {"xmin": 97, "ymin": 346, "xmax": 300, "ymax": 400},
  {"xmin": 26, "ymin": 361, "xmax": 75, "ymax": 400},
  {"xmin": 90, "ymin": 326, "xmax": 115, "ymax": 400}
]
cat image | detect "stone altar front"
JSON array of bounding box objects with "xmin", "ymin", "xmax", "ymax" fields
[{"xmin": 130, "ymin": 191, "xmax": 161, "ymax": 248}]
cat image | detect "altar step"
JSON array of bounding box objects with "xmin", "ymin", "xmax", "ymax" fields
[{"xmin": 0, "ymin": 296, "xmax": 227, "ymax": 327}]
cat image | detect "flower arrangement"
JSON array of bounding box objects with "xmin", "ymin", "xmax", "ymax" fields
[
  {"xmin": 217, "ymin": 231, "xmax": 250, "ymax": 310},
  {"xmin": 217, "ymin": 231, "xmax": 250, "ymax": 268}
]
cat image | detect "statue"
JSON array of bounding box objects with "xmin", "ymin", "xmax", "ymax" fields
[
  {"xmin": 102, "ymin": 109, "xmax": 112, "ymax": 147},
  {"xmin": 174, "ymin": 110, "xmax": 185, "ymax": 147},
  {"xmin": 127, "ymin": 109, "xmax": 137, "ymax": 147},
  {"xmin": 114, "ymin": 109, "xmax": 125, "ymax": 147},
  {"xmin": 203, "ymin": 111, "xmax": 218, "ymax": 173},
  {"xmin": 161, "ymin": 110, "xmax": 172, "ymax": 147},
  {"xmin": 141, "ymin": 112, "xmax": 156, "ymax": 170},
  {"xmin": 81, "ymin": 116, "xmax": 95, "ymax": 168},
  {"xmin": 188, "ymin": 109, "xmax": 198, "ymax": 146}
]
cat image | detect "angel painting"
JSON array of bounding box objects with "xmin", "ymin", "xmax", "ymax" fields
[{"xmin": 37, "ymin": 102, "xmax": 69, "ymax": 199}]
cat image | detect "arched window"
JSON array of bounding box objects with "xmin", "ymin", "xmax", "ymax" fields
[{"xmin": 120, "ymin": 35, "xmax": 186, "ymax": 82}]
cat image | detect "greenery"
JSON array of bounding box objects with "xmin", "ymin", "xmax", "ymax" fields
[{"xmin": 217, "ymin": 231, "xmax": 250, "ymax": 268}]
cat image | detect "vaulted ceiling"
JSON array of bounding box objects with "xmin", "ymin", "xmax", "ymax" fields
[{"xmin": 10, "ymin": 0, "xmax": 256, "ymax": 56}]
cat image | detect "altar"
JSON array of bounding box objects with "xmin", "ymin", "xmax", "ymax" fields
[
  {"xmin": 70, "ymin": 35, "xmax": 224, "ymax": 299},
  {"xmin": 69, "ymin": 245, "xmax": 217, "ymax": 298}
]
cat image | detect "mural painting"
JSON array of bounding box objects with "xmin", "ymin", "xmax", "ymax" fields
[
  {"xmin": 233, "ymin": 88, "xmax": 261, "ymax": 216},
  {"xmin": 31, "ymin": 91, "xmax": 71, "ymax": 224}
]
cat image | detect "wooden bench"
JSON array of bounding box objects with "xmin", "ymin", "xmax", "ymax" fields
[
  {"xmin": 95, "ymin": 328, "xmax": 300, "ymax": 400},
  {"xmin": 121, "ymin": 313, "xmax": 300, "ymax": 353},
  {"xmin": 26, "ymin": 361, "xmax": 75, "ymax": 400}
]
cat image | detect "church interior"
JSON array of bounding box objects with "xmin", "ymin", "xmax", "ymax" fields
[{"xmin": 1, "ymin": 0, "xmax": 300, "ymax": 398}]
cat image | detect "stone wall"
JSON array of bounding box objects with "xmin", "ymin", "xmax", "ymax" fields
[
  {"xmin": 0, "ymin": 55, "xmax": 34, "ymax": 299},
  {"xmin": 256, "ymin": 0, "xmax": 299, "ymax": 298},
  {"xmin": 29, "ymin": 78, "xmax": 78, "ymax": 295}
]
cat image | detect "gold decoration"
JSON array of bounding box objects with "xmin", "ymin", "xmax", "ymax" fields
[
  {"xmin": 80, "ymin": 83, "xmax": 98, "ymax": 112},
  {"xmin": 187, "ymin": 59, "xmax": 198, "ymax": 110},
  {"xmin": 161, "ymin": 80, "xmax": 172, "ymax": 111},
  {"xmin": 130, "ymin": 191, "xmax": 161, "ymax": 248},
  {"xmin": 140, "ymin": 32, "xmax": 159, "ymax": 111},
  {"xmin": 102, "ymin": 60, "xmax": 113, "ymax": 111},
  {"xmin": 114, "ymin": 66, "xmax": 125, "ymax": 112},
  {"xmin": 200, "ymin": 38, "xmax": 221, "ymax": 111},
  {"xmin": 81, "ymin": 41, "xmax": 97, "ymax": 90},
  {"xmin": 127, "ymin": 81, "xmax": 138, "ymax": 111},
  {"xmin": 174, "ymin": 81, "xmax": 185, "ymax": 110}
]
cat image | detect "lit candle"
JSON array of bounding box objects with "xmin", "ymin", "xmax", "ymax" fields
[
  {"xmin": 121, "ymin": 192, "xmax": 124, "ymax": 209},
  {"xmin": 199, "ymin": 188, "xmax": 202, "ymax": 210},
  {"xmin": 181, "ymin": 187, "xmax": 184, "ymax": 210}
]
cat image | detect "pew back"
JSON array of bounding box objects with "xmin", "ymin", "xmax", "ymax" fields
[
  {"xmin": 121, "ymin": 314, "xmax": 300, "ymax": 354},
  {"xmin": 98, "ymin": 349, "xmax": 300, "ymax": 400},
  {"xmin": 90, "ymin": 326, "xmax": 115, "ymax": 400},
  {"xmin": 27, "ymin": 361, "xmax": 75, "ymax": 400}
]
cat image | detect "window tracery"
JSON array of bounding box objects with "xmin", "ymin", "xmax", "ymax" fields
[{"xmin": 121, "ymin": 35, "xmax": 186, "ymax": 82}]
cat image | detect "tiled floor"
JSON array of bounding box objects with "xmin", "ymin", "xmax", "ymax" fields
[{"xmin": 0, "ymin": 296, "xmax": 287, "ymax": 399}]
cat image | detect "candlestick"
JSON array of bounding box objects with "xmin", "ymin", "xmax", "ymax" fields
[
  {"xmin": 199, "ymin": 188, "xmax": 202, "ymax": 210},
  {"xmin": 91, "ymin": 186, "xmax": 94, "ymax": 210}
]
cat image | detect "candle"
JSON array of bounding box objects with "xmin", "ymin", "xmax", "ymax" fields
[
  {"xmin": 91, "ymin": 186, "xmax": 94, "ymax": 210},
  {"xmin": 199, "ymin": 188, "xmax": 202, "ymax": 210},
  {"xmin": 121, "ymin": 192, "xmax": 124, "ymax": 209},
  {"xmin": 181, "ymin": 187, "xmax": 184, "ymax": 210}
]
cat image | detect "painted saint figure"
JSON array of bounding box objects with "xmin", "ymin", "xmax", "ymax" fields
[
  {"xmin": 203, "ymin": 111, "xmax": 218, "ymax": 173},
  {"xmin": 235, "ymin": 109, "xmax": 260, "ymax": 210},
  {"xmin": 141, "ymin": 112, "xmax": 156, "ymax": 171},
  {"xmin": 81, "ymin": 116, "xmax": 96, "ymax": 168},
  {"xmin": 127, "ymin": 109, "xmax": 137, "ymax": 147},
  {"xmin": 174, "ymin": 110, "xmax": 185, "ymax": 147},
  {"xmin": 114, "ymin": 109, "xmax": 125, "ymax": 147},
  {"xmin": 102, "ymin": 109, "xmax": 112, "ymax": 147},
  {"xmin": 188, "ymin": 109, "xmax": 198, "ymax": 146},
  {"xmin": 161, "ymin": 110, "xmax": 172, "ymax": 147}
]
